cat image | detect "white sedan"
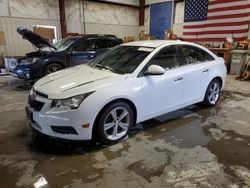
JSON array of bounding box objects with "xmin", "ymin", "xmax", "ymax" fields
[{"xmin": 26, "ymin": 40, "xmax": 227, "ymax": 143}]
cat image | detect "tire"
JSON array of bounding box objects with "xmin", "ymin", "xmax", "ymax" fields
[
  {"xmin": 203, "ymin": 79, "xmax": 222, "ymax": 107},
  {"xmin": 44, "ymin": 63, "xmax": 63, "ymax": 75},
  {"xmin": 96, "ymin": 102, "xmax": 134, "ymax": 144}
]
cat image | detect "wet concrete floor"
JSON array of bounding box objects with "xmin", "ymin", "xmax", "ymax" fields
[{"xmin": 0, "ymin": 75, "xmax": 249, "ymax": 188}]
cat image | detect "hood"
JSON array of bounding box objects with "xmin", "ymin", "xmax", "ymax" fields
[
  {"xmin": 17, "ymin": 27, "xmax": 57, "ymax": 50},
  {"xmin": 34, "ymin": 65, "xmax": 122, "ymax": 99}
]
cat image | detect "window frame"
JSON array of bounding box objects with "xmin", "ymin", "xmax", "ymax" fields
[
  {"xmin": 176, "ymin": 44, "xmax": 215, "ymax": 67},
  {"xmin": 95, "ymin": 39, "xmax": 109, "ymax": 49},
  {"xmin": 142, "ymin": 45, "xmax": 181, "ymax": 72},
  {"xmin": 71, "ymin": 39, "xmax": 96, "ymax": 52}
]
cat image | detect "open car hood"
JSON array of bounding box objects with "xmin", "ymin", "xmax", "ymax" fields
[{"xmin": 17, "ymin": 27, "xmax": 57, "ymax": 50}]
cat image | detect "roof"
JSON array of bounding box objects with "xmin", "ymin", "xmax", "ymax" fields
[
  {"xmin": 69, "ymin": 34, "xmax": 118, "ymax": 40},
  {"xmin": 122, "ymin": 40, "xmax": 201, "ymax": 48},
  {"xmin": 122, "ymin": 40, "xmax": 181, "ymax": 48}
]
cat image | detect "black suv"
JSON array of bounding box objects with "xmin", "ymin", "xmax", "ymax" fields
[{"xmin": 7, "ymin": 27, "xmax": 122, "ymax": 80}]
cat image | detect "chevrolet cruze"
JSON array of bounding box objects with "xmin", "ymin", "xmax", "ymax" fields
[{"xmin": 26, "ymin": 40, "xmax": 227, "ymax": 144}]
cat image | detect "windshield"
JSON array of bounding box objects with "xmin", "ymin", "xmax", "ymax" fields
[
  {"xmin": 90, "ymin": 46, "xmax": 153, "ymax": 74},
  {"xmin": 53, "ymin": 37, "xmax": 78, "ymax": 51}
]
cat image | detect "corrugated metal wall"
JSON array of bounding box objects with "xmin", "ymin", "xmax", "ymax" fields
[
  {"xmin": 66, "ymin": 0, "xmax": 140, "ymax": 39},
  {"xmin": 0, "ymin": 0, "xmax": 140, "ymax": 56},
  {"xmin": 0, "ymin": 17, "xmax": 60, "ymax": 56},
  {"xmin": 85, "ymin": 23, "xmax": 138, "ymax": 38}
]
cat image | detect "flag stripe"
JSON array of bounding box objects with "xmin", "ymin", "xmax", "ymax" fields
[
  {"xmin": 184, "ymin": 17, "xmax": 250, "ymax": 26},
  {"xmin": 208, "ymin": 9, "xmax": 250, "ymax": 17},
  {"xmin": 208, "ymin": 4, "xmax": 250, "ymax": 12},
  {"xmin": 184, "ymin": 33, "xmax": 248, "ymax": 39},
  {"xmin": 209, "ymin": 1, "xmax": 248, "ymax": 8},
  {"xmin": 184, "ymin": 36, "xmax": 247, "ymax": 42},
  {"xmin": 183, "ymin": 21, "xmax": 249, "ymax": 29},
  {"xmin": 184, "ymin": 26, "xmax": 249, "ymax": 33},
  {"xmin": 209, "ymin": 0, "xmax": 246, "ymax": 5},
  {"xmin": 207, "ymin": 12, "xmax": 250, "ymax": 20},
  {"xmin": 184, "ymin": 29, "xmax": 249, "ymax": 35}
]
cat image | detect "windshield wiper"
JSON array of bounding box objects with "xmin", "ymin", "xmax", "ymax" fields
[
  {"xmin": 93, "ymin": 63, "xmax": 121, "ymax": 74},
  {"xmin": 92, "ymin": 63, "xmax": 107, "ymax": 70}
]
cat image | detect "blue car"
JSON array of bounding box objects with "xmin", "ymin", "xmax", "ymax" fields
[{"xmin": 8, "ymin": 27, "xmax": 122, "ymax": 80}]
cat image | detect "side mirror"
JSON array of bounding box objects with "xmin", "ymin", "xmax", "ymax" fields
[{"xmin": 144, "ymin": 65, "xmax": 165, "ymax": 76}]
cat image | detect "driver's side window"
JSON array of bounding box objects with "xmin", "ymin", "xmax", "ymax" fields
[
  {"xmin": 147, "ymin": 46, "xmax": 179, "ymax": 70},
  {"xmin": 72, "ymin": 40, "xmax": 95, "ymax": 52}
]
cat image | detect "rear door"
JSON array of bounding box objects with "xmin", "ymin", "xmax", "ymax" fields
[
  {"xmin": 95, "ymin": 39, "xmax": 109, "ymax": 57},
  {"xmin": 70, "ymin": 39, "xmax": 96, "ymax": 65},
  {"xmin": 177, "ymin": 45, "xmax": 215, "ymax": 105}
]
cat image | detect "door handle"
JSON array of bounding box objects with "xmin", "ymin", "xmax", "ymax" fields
[
  {"xmin": 174, "ymin": 77, "xmax": 183, "ymax": 81},
  {"xmin": 87, "ymin": 54, "xmax": 95, "ymax": 59},
  {"xmin": 203, "ymin": 69, "xmax": 209, "ymax": 73}
]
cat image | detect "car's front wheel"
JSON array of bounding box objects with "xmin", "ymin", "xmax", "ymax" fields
[
  {"xmin": 44, "ymin": 63, "xmax": 63, "ymax": 75},
  {"xmin": 96, "ymin": 102, "xmax": 134, "ymax": 144},
  {"xmin": 203, "ymin": 79, "xmax": 222, "ymax": 106}
]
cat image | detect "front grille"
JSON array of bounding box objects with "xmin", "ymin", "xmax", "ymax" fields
[
  {"xmin": 28, "ymin": 96, "xmax": 44, "ymax": 111},
  {"xmin": 51, "ymin": 126, "xmax": 78, "ymax": 135}
]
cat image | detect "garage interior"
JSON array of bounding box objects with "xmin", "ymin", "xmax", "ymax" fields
[{"xmin": 0, "ymin": 0, "xmax": 250, "ymax": 187}]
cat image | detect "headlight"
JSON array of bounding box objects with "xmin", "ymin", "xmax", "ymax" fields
[
  {"xmin": 50, "ymin": 92, "xmax": 94, "ymax": 112},
  {"xmin": 20, "ymin": 58, "xmax": 39, "ymax": 65}
]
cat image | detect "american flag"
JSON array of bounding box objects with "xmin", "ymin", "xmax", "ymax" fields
[{"xmin": 183, "ymin": 0, "xmax": 250, "ymax": 42}]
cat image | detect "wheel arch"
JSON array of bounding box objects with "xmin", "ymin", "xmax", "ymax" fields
[
  {"xmin": 92, "ymin": 98, "xmax": 138, "ymax": 139},
  {"xmin": 202, "ymin": 76, "xmax": 223, "ymax": 102},
  {"xmin": 211, "ymin": 76, "xmax": 223, "ymax": 87},
  {"xmin": 202, "ymin": 76, "xmax": 223, "ymax": 106}
]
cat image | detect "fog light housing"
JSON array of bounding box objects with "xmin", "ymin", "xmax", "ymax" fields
[{"xmin": 82, "ymin": 123, "xmax": 90, "ymax": 128}]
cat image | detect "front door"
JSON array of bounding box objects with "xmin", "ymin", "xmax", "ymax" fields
[
  {"xmin": 142, "ymin": 45, "xmax": 184, "ymax": 118},
  {"xmin": 70, "ymin": 39, "xmax": 96, "ymax": 65}
]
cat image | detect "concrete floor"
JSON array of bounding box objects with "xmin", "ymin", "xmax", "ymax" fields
[{"xmin": 0, "ymin": 75, "xmax": 249, "ymax": 188}]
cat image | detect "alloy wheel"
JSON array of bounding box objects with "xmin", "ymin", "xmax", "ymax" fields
[
  {"xmin": 208, "ymin": 82, "xmax": 220, "ymax": 105},
  {"xmin": 103, "ymin": 107, "xmax": 130, "ymax": 140},
  {"xmin": 45, "ymin": 64, "xmax": 62, "ymax": 75}
]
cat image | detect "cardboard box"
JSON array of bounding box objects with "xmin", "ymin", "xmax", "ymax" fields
[
  {"xmin": 33, "ymin": 26, "xmax": 55, "ymax": 40},
  {"xmin": 124, "ymin": 36, "xmax": 134, "ymax": 43},
  {"xmin": 0, "ymin": 31, "xmax": 6, "ymax": 45}
]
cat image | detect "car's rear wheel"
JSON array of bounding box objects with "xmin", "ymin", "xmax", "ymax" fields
[
  {"xmin": 203, "ymin": 79, "xmax": 221, "ymax": 106},
  {"xmin": 44, "ymin": 63, "xmax": 63, "ymax": 75},
  {"xmin": 96, "ymin": 102, "xmax": 134, "ymax": 144}
]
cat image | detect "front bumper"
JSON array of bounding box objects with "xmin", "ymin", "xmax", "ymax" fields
[
  {"xmin": 26, "ymin": 94, "xmax": 95, "ymax": 141},
  {"xmin": 9, "ymin": 68, "xmax": 31, "ymax": 79},
  {"xmin": 4, "ymin": 58, "xmax": 31, "ymax": 79}
]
